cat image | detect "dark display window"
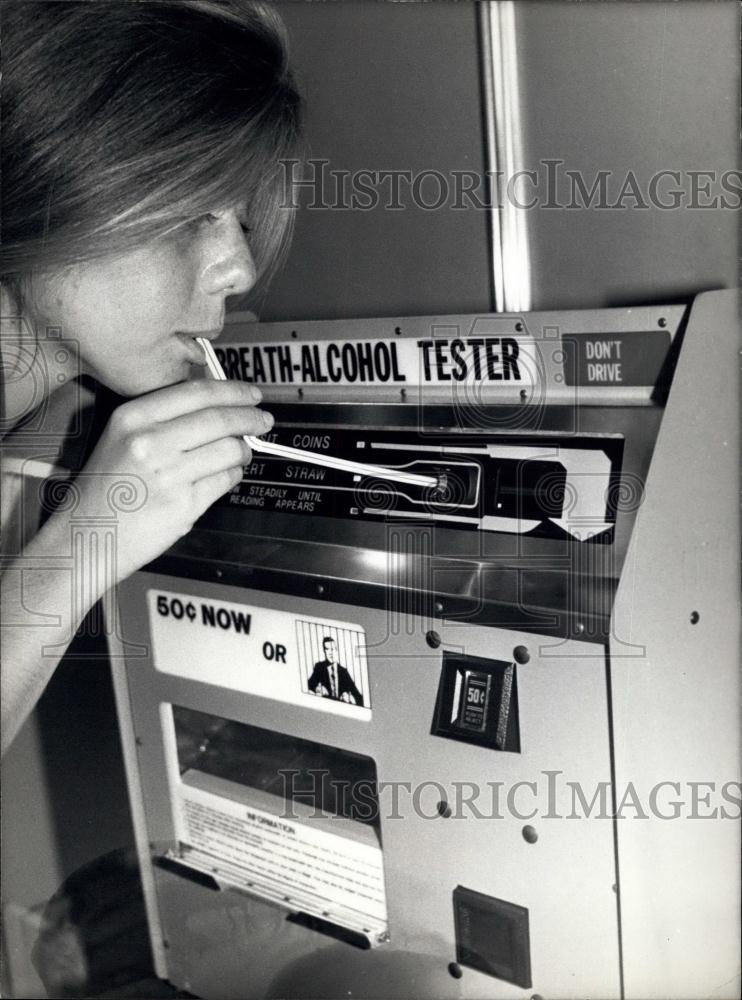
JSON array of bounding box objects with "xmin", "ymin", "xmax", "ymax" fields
[{"xmin": 431, "ymin": 652, "xmax": 520, "ymax": 752}]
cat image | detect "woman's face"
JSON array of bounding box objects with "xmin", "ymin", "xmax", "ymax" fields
[{"xmin": 27, "ymin": 207, "xmax": 256, "ymax": 396}]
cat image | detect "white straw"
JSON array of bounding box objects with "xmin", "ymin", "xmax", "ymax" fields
[{"xmin": 197, "ymin": 338, "xmax": 438, "ymax": 489}]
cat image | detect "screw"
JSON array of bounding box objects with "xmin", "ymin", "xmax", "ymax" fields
[
  {"xmin": 658, "ymin": 317, "xmax": 667, "ymax": 328},
  {"xmin": 437, "ymin": 800, "xmax": 452, "ymax": 818},
  {"xmin": 689, "ymin": 610, "xmax": 700, "ymax": 624},
  {"xmin": 513, "ymin": 645, "xmax": 530, "ymax": 664},
  {"xmin": 448, "ymin": 962, "xmax": 463, "ymax": 979},
  {"xmin": 522, "ymin": 825, "xmax": 538, "ymax": 844},
  {"xmin": 426, "ymin": 630, "xmax": 441, "ymax": 649}
]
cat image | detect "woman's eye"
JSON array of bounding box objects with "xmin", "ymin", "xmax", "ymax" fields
[
  {"xmin": 204, "ymin": 213, "xmax": 252, "ymax": 234},
  {"xmin": 177, "ymin": 213, "xmax": 251, "ymax": 237}
]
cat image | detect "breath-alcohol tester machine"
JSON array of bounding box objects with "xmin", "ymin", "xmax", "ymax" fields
[{"xmin": 109, "ymin": 291, "xmax": 739, "ymax": 999}]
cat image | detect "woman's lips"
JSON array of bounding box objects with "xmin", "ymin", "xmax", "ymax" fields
[{"xmin": 175, "ymin": 332, "xmax": 209, "ymax": 365}]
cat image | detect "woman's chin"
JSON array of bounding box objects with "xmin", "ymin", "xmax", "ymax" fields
[{"xmin": 102, "ymin": 360, "xmax": 192, "ymax": 398}]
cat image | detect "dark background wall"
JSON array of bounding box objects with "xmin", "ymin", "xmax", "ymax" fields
[
  {"xmin": 255, "ymin": 0, "xmax": 738, "ymax": 322},
  {"xmin": 256, "ymin": 1, "xmax": 492, "ymax": 321},
  {"xmin": 516, "ymin": 0, "xmax": 739, "ymax": 309}
]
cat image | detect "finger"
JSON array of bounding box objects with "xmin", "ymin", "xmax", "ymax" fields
[
  {"xmin": 186, "ymin": 436, "xmax": 252, "ymax": 483},
  {"xmin": 156, "ymin": 405, "xmax": 274, "ymax": 453},
  {"xmin": 116, "ymin": 379, "xmax": 263, "ymax": 428},
  {"xmin": 191, "ymin": 464, "xmax": 245, "ymax": 513}
]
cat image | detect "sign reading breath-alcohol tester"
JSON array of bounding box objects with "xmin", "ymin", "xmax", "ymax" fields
[
  {"xmin": 148, "ymin": 590, "xmax": 371, "ymax": 719},
  {"xmin": 216, "ymin": 325, "xmax": 670, "ymax": 391},
  {"xmin": 215, "ymin": 335, "xmax": 538, "ymax": 387}
]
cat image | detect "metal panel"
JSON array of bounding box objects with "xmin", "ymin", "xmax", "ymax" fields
[
  {"xmin": 611, "ymin": 290, "xmax": 741, "ymax": 999},
  {"xmin": 104, "ymin": 295, "xmax": 739, "ymax": 997},
  {"xmin": 116, "ymin": 571, "xmax": 619, "ymax": 998}
]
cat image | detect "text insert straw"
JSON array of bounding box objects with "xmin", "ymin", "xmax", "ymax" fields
[{"xmin": 197, "ymin": 338, "xmax": 438, "ymax": 489}]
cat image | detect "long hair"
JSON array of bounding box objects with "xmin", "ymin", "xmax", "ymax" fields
[{"xmin": 0, "ymin": 1, "xmax": 303, "ymax": 295}]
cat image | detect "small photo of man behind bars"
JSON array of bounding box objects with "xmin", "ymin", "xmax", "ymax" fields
[{"xmin": 296, "ymin": 621, "xmax": 368, "ymax": 708}]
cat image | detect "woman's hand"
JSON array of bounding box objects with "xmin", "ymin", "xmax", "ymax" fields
[
  {"xmin": 56, "ymin": 378, "xmax": 271, "ymax": 590},
  {"xmin": 1, "ymin": 378, "xmax": 269, "ymax": 754}
]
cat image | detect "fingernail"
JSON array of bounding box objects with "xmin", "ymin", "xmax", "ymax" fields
[
  {"xmin": 247, "ymin": 384, "xmax": 262, "ymax": 403},
  {"xmin": 262, "ymin": 411, "xmax": 274, "ymax": 430}
]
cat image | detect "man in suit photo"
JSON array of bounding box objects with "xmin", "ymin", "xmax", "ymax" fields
[{"xmin": 308, "ymin": 636, "xmax": 364, "ymax": 706}]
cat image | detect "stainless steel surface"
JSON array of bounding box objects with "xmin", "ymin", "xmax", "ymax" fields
[
  {"xmin": 107, "ymin": 295, "xmax": 739, "ymax": 998},
  {"xmin": 223, "ymin": 303, "xmax": 685, "ymax": 406},
  {"xmin": 109, "ymin": 637, "xmax": 169, "ymax": 981},
  {"xmin": 610, "ymin": 290, "xmax": 740, "ymax": 998},
  {"xmin": 116, "ymin": 573, "xmax": 618, "ymax": 999},
  {"xmin": 180, "ymin": 303, "xmax": 682, "ymax": 644}
]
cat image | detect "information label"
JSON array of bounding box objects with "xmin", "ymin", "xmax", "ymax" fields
[
  {"xmin": 169, "ymin": 771, "xmax": 388, "ymax": 942},
  {"xmin": 210, "ymin": 429, "xmax": 619, "ymax": 541}
]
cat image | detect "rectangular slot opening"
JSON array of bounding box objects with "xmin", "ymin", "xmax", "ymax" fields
[
  {"xmin": 453, "ymin": 886, "xmax": 532, "ymax": 989},
  {"xmin": 162, "ymin": 705, "xmax": 389, "ymax": 946}
]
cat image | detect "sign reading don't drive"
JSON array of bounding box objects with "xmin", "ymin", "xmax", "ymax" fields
[{"xmin": 148, "ymin": 589, "xmax": 371, "ymax": 719}]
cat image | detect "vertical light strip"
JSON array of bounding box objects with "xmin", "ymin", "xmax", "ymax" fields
[
  {"xmin": 478, "ymin": 2, "xmax": 505, "ymax": 312},
  {"xmin": 480, "ymin": 1, "xmax": 531, "ymax": 313},
  {"xmin": 502, "ymin": 1, "xmax": 532, "ymax": 312}
]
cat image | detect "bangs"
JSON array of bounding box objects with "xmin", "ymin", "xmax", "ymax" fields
[
  {"xmin": 98, "ymin": 81, "xmax": 303, "ymax": 282},
  {"xmin": 0, "ymin": 0, "xmax": 303, "ymax": 282}
]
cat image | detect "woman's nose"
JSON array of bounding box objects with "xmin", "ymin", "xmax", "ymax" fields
[{"xmin": 200, "ymin": 209, "xmax": 257, "ymax": 298}]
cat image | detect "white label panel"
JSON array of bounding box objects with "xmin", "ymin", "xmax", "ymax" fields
[
  {"xmin": 149, "ymin": 589, "xmax": 371, "ymax": 719},
  {"xmin": 172, "ymin": 771, "xmax": 388, "ymax": 943},
  {"xmin": 216, "ymin": 335, "xmax": 540, "ymax": 390}
]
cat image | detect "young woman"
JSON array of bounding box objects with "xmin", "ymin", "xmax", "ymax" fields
[{"xmin": 0, "ymin": 0, "xmax": 303, "ymax": 753}]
